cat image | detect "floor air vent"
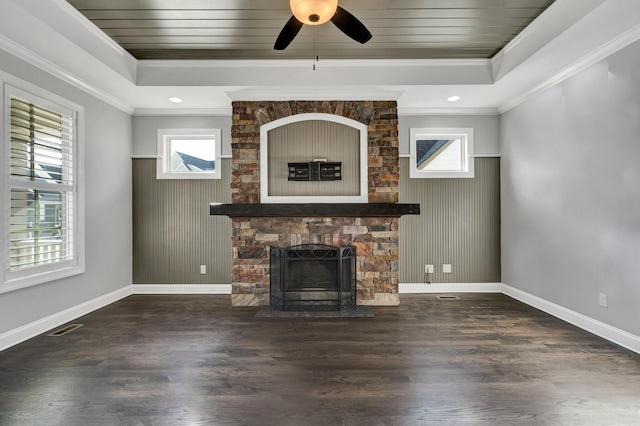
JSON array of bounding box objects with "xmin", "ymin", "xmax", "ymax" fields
[
  {"xmin": 436, "ymin": 295, "xmax": 460, "ymax": 300},
  {"xmin": 48, "ymin": 324, "xmax": 83, "ymax": 336}
]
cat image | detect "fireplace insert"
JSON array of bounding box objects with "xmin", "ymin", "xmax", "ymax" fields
[{"xmin": 270, "ymin": 244, "xmax": 356, "ymax": 311}]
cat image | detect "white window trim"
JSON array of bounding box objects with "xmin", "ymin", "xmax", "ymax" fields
[
  {"xmin": 260, "ymin": 113, "xmax": 368, "ymax": 203},
  {"xmin": 409, "ymin": 127, "xmax": 474, "ymax": 178},
  {"xmin": 1, "ymin": 81, "xmax": 85, "ymax": 294},
  {"xmin": 156, "ymin": 128, "xmax": 221, "ymax": 179}
]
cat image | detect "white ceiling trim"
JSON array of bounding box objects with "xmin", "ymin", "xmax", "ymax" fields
[
  {"xmin": 136, "ymin": 59, "xmax": 493, "ymax": 87},
  {"xmin": 0, "ymin": 33, "xmax": 134, "ymax": 114},
  {"xmin": 135, "ymin": 106, "xmax": 500, "ymax": 118},
  {"xmin": 2, "ymin": 0, "xmax": 637, "ymax": 117},
  {"xmin": 399, "ymin": 107, "xmax": 499, "ymax": 116},
  {"xmin": 491, "ymin": 0, "xmax": 604, "ymax": 82},
  {"xmin": 52, "ymin": 0, "xmax": 129, "ymax": 57},
  {"xmin": 133, "ymin": 108, "xmax": 232, "ymax": 116},
  {"xmin": 225, "ymin": 88, "xmax": 405, "ymax": 102},
  {"xmin": 499, "ymin": 15, "xmax": 640, "ymax": 114},
  {"xmin": 139, "ymin": 58, "xmax": 490, "ymax": 69}
]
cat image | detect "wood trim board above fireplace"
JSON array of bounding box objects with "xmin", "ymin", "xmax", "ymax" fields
[{"xmin": 209, "ymin": 203, "xmax": 420, "ymax": 217}]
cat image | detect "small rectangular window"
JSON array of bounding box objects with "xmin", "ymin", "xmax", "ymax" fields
[
  {"xmin": 3, "ymin": 84, "xmax": 84, "ymax": 292},
  {"xmin": 409, "ymin": 128, "xmax": 474, "ymax": 178},
  {"xmin": 157, "ymin": 129, "xmax": 221, "ymax": 179}
]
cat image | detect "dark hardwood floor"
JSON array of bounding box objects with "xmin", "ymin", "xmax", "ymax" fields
[{"xmin": 1, "ymin": 294, "xmax": 639, "ymax": 425}]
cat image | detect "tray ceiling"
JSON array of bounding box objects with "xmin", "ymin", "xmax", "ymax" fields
[{"xmin": 65, "ymin": 0, "xmax": 556, "ymax": 60}]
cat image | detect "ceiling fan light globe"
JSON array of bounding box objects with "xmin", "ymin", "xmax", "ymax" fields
[{"xmin": 290, "ymin": 0, "xmax": 338, "ymax": 25}]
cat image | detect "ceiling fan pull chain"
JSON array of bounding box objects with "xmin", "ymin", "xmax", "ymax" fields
[{"xmin": 313, "ymin": 27, "xmax": 318, "ymax": 70}]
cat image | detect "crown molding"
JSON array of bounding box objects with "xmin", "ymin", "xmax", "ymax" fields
[
  {"xmin": 499, "ymin": 15, "xmax": 640, "ymax": 114},
  {"xmin": 139, "ymin": 58, "xmax": 490, "ymax": 69},
  {"xmin": 137, "ymin": 103, "xmax": 500, "ymax": 117},
  {"xmin": 0, "ymin": 34, "xmax": 134, "ymax": 114},
  {"xmin": 491, "ymin": 0, "xmax": 603, "ymax": 82},
  {"xmin": 225, "ymin": 88, "xmax": 404, "ymax": 102},
  {"xmin": 398, "ymin": 107, "xmax": 499, "ymax": 116},
  {"xmin": 52, "ymin": 0, "xmax": 131, "ymax": 58},
  {"xmin": 133, "ymin": 108, "xmax": 232, "ymax": 117}
]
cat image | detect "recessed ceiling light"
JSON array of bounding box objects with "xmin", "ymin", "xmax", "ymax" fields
[
  {"xmin": 169, "ymin": 97, "xmax": 183, "ymax": 103},
  {"xmin": 447, "ymin": 95, "xmax": 461, "ymax": 102}
]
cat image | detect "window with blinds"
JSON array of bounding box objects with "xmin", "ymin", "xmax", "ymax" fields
[{"xmin": 3, "ymin": 85, "xmax": 82, "ymax": 291}]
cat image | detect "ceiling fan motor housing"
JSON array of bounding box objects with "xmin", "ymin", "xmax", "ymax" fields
[
  {"xmin": 275, "ymin": 0, "xmax": 371, "ymax": 50},
  {"xmin": 290, "ymin": 0, "xmax": 338, "ymax": 25}
]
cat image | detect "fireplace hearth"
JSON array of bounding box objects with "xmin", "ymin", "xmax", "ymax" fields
[{"xmin": 269, "ymin": 244, "xmax": 356, "ymax": 311}]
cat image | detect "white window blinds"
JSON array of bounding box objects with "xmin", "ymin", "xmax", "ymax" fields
[{"xmin": 8, "ymin": 96, "xmax": 75, "ymax": 272}]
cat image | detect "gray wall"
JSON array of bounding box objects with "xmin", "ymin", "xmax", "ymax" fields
[
  {"xmin": 501, "ymin": 39, "xmax": 640, "ymax": 337},
  {"xmin": 0, "ymin": 49, "xmax": 132, "ymax": 335},
  {"xmin": 132, "ymin": 115, "xmax": 233, "ymax": 284},
  {"xmin": 399, "ymin": 157, "xmax": 501, "ymax": 283},
  {"xmin": 399, "ymin": 114, "xmax": 500, "ymax": 156},
  {"xmin": 398, "ymin": 114, "xmax": 501, "ymax": 283},
  {"xmin": 132, "ymin": 158, "xmax": 232, "ymax": 284},
  {"xmin": 133, "ymin": 115, "xmax": 232, "ymax": 157}
]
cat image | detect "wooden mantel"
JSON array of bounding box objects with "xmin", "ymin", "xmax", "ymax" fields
[{"xmin": 209, "ymin": 203, "xmax": 420, "ymax": 218}]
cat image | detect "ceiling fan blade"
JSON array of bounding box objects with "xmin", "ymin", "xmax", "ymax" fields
[
  {"xmin": 330, "ymin": 6, "xmax": 372, "ymax": 44},
  {"xmin": 274, "ymin": 15, "xmax": 304, "ymax": 50}
]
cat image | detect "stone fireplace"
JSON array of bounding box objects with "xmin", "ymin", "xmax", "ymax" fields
[{"xmin": 222, "ymin": 100, "xmax": 411, "ymax": 307}]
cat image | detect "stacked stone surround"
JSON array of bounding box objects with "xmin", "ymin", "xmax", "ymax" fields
[{"xmin": 231, "ymin": 100, "xmax": 400, "ymax": 307}]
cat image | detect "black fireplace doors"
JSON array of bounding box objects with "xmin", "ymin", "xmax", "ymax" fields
[{"xmin": 270, "ymin": 244, "xmax": 356, "ymax": 311}]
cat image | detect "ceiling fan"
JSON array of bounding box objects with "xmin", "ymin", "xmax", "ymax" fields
[{"xmin": 274, "ymin": 0, "xmax": 373, "ymax": 50}]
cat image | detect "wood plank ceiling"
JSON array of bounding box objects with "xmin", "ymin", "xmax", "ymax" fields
[{"xmin": 66, "ymin": 0, "xmax": 556, "ymax": 60}]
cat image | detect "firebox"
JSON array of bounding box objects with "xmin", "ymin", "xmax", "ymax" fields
[{"xmin": 269, "ymin": 244, "xmax": 356, "ymax": 311}]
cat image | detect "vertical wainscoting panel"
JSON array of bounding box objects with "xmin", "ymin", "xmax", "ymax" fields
[
  {"xmin": 399, "ymin": 157, "xmax": 501, "ymax": 283},
  {"xmin": 267, "ymin": 120, "xmax": 360, "ymax": 196},
  {"xmin": 133, "ymin": 158, "xmax": 232, "ymax": 284}
]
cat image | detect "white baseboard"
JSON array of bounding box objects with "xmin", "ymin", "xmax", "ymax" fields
[
  {"xmin": 0, "ymin": 286, "xmax": 132, "ymax": 352},
  {"xmin": 399, "ymin": 283, "xmax": 503, "ymax": 293},
  {"xmin": 501, "ymin": 284, "xmax": 640, "ymax": 355},
  {"xmin": 132, "ymin": 284, "xmax": 232, "ymax": 294},
  {"xmin": 400, "ymin": 282, "xmax": 640, "ymax": 355}
]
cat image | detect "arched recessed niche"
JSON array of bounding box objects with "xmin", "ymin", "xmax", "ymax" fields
[{"xmin": 260, "ymin": 113, "xmax": 368, "ymax": 203}]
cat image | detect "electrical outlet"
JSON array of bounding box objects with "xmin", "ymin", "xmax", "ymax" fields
[
  {"xmin": 599, "ymin": 292, "xmax": 608, "ymax": 308},
  {"xmin": 425, "ymin": 264, "xmax": 434, "ymax": 274},
  {"xmin": 443, "ymin": 264, "xmax": 452, "ymax": 273},
  {"xmin": 200, "ymin": 265, "xmax": 207, "ymax": 275}
]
